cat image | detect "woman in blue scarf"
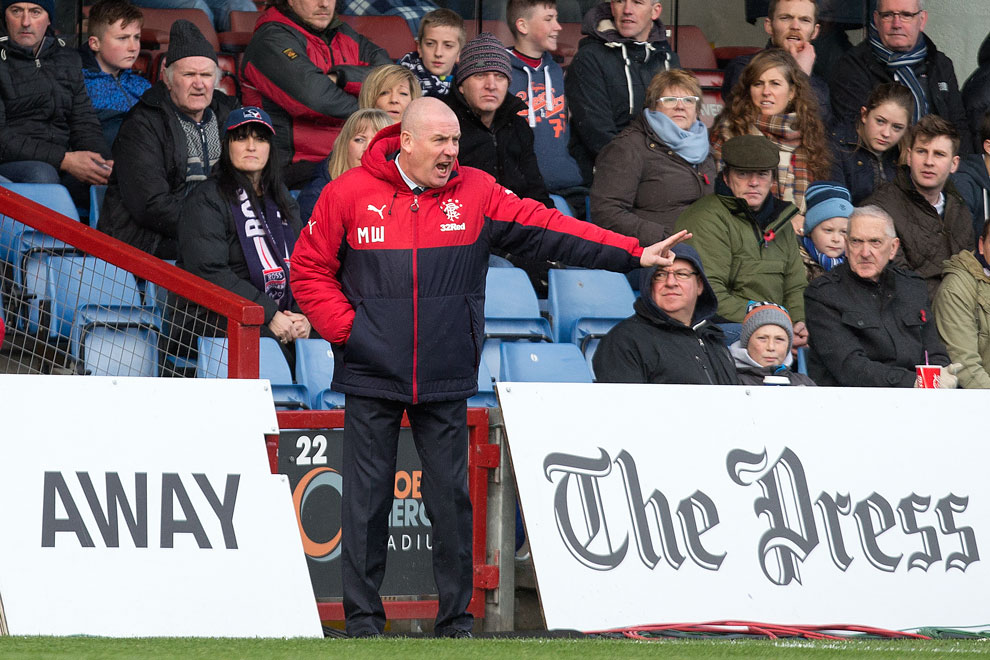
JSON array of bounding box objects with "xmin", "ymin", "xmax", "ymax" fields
[{"xmin": 591, "ymin": 69, "xmax": 716, "ymax": 246}]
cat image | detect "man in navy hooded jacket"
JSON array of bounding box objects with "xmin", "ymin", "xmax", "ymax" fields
[{"xmin": 594, "ymin": 244, "xmax": 739, "ymax": 385}]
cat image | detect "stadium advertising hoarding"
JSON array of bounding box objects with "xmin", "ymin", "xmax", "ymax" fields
[
  {"xmin": 499, "ymin": 383, "xmax": 987, "ymax": 632},
  {"xmin": 278, "ymin": 428, "xmax": 437, "ymax": 599},
  {"xmin": 0, "ymin": 376, "xmax": 322, "ymax": 638}
]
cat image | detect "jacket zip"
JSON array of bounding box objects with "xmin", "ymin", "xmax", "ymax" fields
[
  {"xmin": 695, "ymin": 336, "xmax": 715, "ymax": 384},
  {"xmin": 411, "ymin": 190, "xmax": 420, "ymax": 403}
]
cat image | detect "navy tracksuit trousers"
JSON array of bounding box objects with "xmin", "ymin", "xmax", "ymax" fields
[{"xmin": 341, "ymin": 394, "xmax": 474, "ymax": 636}]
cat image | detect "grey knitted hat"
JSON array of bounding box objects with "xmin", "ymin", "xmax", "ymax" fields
[
  {"xmin": 454, "ymin": 32, "xmax": 511, "ymax": 86},
  {"xmin": 166, "ymin": 19, "xmax": 217, "ymax": 67},
  {"xmin": 740, "ymin": 301, "xmax": 793, "ymax": 351}
]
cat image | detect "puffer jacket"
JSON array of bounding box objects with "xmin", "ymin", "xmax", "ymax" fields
[
  {"xmin": 290, "ymin": 123, "xmax": 644, "ymax": 404},
  {"xmin": 241, "ymin": 7, "xmax": 389, "ymax": 166},
  {"xmin": 805, "ymin": 261, "xmax": 948, "ymax": 387},
  {"xmin": 933, "ymin": 249, "xmax": 990, "ymax": 389},
  {"xmin": 593, "ymin": 255, "xmax": 738, "ymax": 385},
  {"xmin": 951, "ymin": 153, "xmax": 990, "ymax": 241},
  {"xmin": 866, "ymin": 166, "xmax": 974, "ymax": 302},
  {"xmin": 80, "ymin": 44, "xmax": 150, "ymax": 149},
  {"xmin": 445, "ymin": 84, "xmax": 552, "ymax": 208},
  {"xmin": 729, "ymin": 341, "xmax": 816, "ymax": 386},
  {"xmin": 675, "ymin": 183, "xmax": 805, "ymax": 323},
  {"xmin": 0, "ymin": 30, "xmax": 107, "ymax": 166},
  {"xmin": 962, "ymin": 32, "xmax": 990, "ymax": 154},
  {"xmin": 830, "ymin": 121, "xmax": 899, "ymax": 205},
  {"xmin": 830, "ymin": 35, "xmax": 971, "ymax": 153},
  {"xmin": 565, "ymin": 2, "xmax": 679, "ymax": 181},
  {"xmin": 100, "ymin": 82, "xmax": 237, "ymax": 257},
  {"xmin": 591, "ymin": 112, "xmax": 715, "ymax": 245}
]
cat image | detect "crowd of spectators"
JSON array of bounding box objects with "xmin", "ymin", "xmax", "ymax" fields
[
  {"xmin": 6, "ymin": 0, "xmax": 990, "ymax": 642},
  {"xmin": 2, "ymin": 0, "xmax": 990, "ymax": 391}
]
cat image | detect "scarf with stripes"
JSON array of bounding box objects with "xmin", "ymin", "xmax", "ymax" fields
[{"xmin": 869, "ymin": 21, "xmax": 929, "ymax": 122}]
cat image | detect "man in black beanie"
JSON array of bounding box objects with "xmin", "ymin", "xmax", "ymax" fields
[
  {"xmin": 0, "ymin": 1, "xmax": 111, "ymax": 198},
  {"xmin": 100, "ymin": 19, "xmax": 236, "ymax": 259}
]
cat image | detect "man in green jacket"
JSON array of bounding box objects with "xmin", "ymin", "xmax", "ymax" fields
[{"xmin": 675, "ymin": 134, "xmax": 809, "ymax": 347}]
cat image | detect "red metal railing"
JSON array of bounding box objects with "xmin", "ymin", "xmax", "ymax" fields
[{"xmin": 0, "ymin": 187, "xmax": 265, "ymax": 375}]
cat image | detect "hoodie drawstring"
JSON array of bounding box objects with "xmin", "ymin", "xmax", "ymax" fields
[
  {"xmin": 521, "ymin": 61, "xmax": 556, "ymax": 129},
  {"xmin": 605, "ymin": 42, "xmax": 636, "ymax": 117}
]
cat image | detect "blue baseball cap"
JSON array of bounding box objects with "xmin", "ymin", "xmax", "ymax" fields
[{"xmin": 225, "ymin": 106, "xmax": 275, "ymax": 134}]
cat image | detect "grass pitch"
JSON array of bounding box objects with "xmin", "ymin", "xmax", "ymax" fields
[{"xmin": 2, "ymin": 636, "xmax": 990, "ymax": 659}]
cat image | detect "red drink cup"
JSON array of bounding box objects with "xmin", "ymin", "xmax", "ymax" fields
[{"xmin": 915, "ymin": 365, "xmax": 941, "ymax": 389}]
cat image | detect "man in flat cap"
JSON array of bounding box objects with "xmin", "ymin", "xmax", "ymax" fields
[
  {"xmin": 676, "ymin": 134, "xmax": 809, "ymax": 346},
  {"xmin": 0, "ymin": 0, "xmax": 111, "ymax": 201},
  {"xmin": 101, "ymin": 19, "xmax": 237, "ymax": 259}
]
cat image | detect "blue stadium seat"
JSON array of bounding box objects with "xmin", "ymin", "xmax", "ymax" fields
[
  {"xmin": 467, "ymin": 358, "xmax": 498, "ymax": 407},
  {"xmin": 488, "ymin": 253, "xmax": 513, "ymax": 268},
  {"xmin": 45, "ymin": 255, "xmax": 147, "ymax": 338},
  {"xmin": 1, "ymin": 184, "xmax": 82, "ymax": 331},
  {"xmin": 549, "ymin": 193, "xmax": 575, "ymax": 217},
  {"xmin": 483, "ymin": 267, "xmax": 553, "ymax": 377},
  {"xmin": 294, "ymin": 337, "xmax": 346, "ymax": 409},
  {"xmin": 71, "ymin": 305, "xmax": 159, "ymax": 376},
  {"xmin": 547, "ymin": 269, "xmax": 634, "ymax": 345},
  {"xmin": 197, "ymin": 336, "xmax": 229, "ymax": 378},
  {"xmin": 197, "ymin": 336, "xmax": 311, "ymax": 409},
  {"xmin": 259, "ymin": 337, "xmax": 310, "ymax": 409},
  {"xmin": 499, "ymin": 342, "xmax": 593, "ymax": 383},
  {"xmin": 796, "ymin": 347, "xmax": 809, "ymax": 376},
  {"xmin": 88, "ymin": 185, "xmax": 106, "ymax": 229}
]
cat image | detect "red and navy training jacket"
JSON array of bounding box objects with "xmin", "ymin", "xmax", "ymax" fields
[
  {"xmin": 240, "ymin": 8, "xmax": 389, "ymax": 164},
  {"xmin": 290, "ymin": 124, "xmax": 644, "ymax": 404}
]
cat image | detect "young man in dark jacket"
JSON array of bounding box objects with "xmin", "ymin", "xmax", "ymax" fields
[
  {"xmin": 0, "ymin": 0, "xmax": 111, "ymax": 195},
  {"xmin": 829, "ymin": 0, "xmax": 970, "ymax": 152},
  {"xmin": 866, "ymin": 115, "xmax": 973, "ymax": 301},
  {"xmin": 565, "ymin": 0, "xmax": 679, "ymax": 181},
  {"xmin": 962, "ymin": 31, "xmax": 990, "ymax": 154},
  {"xmin": 240, "ymin": 0, "xmax": 390, "ymax": 186},
  {"xmin": 100, "ymin": 20, "xmax": 237, "ymax": 259},
  {"xmin": 290, "ymin": 96, "xmax": 691, "ymax": 639},
  {"xmin": 953, "ymin": 110, "xmax": 990, "ymax": 239},
  {"xmin": 594, "ymin": 243, "xmax": 738, "ymax": 385},
  {"xmin": 721, "ymin": 0, "xmax": 831, "ymax": 125}
]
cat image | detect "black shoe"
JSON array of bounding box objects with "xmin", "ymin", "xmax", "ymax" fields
[
  {"xmin": 349, "ymin": 630, "xmax": 383, "ymax": 639},
  {"xmin": 437, "ymin": 628, "xmax": 473, "ymax": 639}
]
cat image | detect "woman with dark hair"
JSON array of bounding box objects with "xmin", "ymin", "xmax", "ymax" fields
[
  {"xmin": 831, "ymin": 82, "xmax": 914, "ymax": 204},
  {"xmin": 178, "ymin": 106, "xmax": 311, "ymax": 347},
  {"xmin": 711, "ymin": 48, "xmax": 831, "ymax": 221}
]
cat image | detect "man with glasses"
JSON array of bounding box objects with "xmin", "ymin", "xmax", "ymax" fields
[
  {"xmin": 829, "ymin": 0, "xmax": 970, "ymax": 152},
  {"xmin": 804, "ymin": 205, "xmax": 959, "ymax": 387},
  {"xmin": 594, "ymin": 243, "xmax": 739, "ymax": 385},
  {"xmin": 675, "ymin": 135, "xmax": 809, "ymax": 347}
]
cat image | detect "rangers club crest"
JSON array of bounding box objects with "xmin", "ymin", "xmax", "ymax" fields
[{"xmin": 441, "ymin": 198, "xmax": 462, "ymax": 222}]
